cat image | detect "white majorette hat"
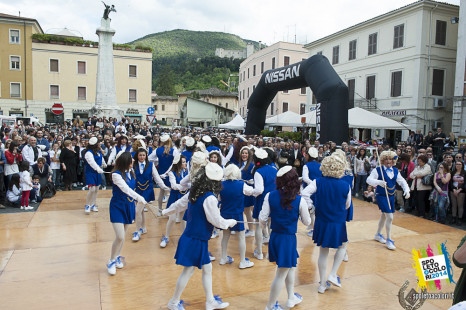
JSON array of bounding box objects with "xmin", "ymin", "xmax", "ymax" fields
[
  {"xmin": 139, "ymin": 140, "xmax": 146, "ymax": 150},
  {"xmin": 308, "ymin": 147, "xmax": 318, "ymax": 158},
  {"xmin": 115, "ymin": 150, "xmax": 125, "ymax": 161},
  {"xmin": 224, "ymin": 164, "xmax": 241, "ymax": 180},
  {"xmin": 134, "ymin": 134, "xmax": 145, "ymax": 140},
  {"xmin": 89, "ymin": 137, "xmax": 98, "ymax": 146},
  {"xmin": 202, "ymin": 135, "xmax": 212, "ymax": 143},
  {"xmin": 205, "ymin": 162, "xmax": 223, "ymax": 181},
  {"xmin": 160, "ymin": 134, "xmax": 170, "ymax": 143},
  {"xmin": 191, "ymin": 151, "xmax": 208, "ymax": 165},
  {"xmin": 173, "ymin": 153, "xmax": 181, "ymax": 165},
  {"xmin": 185, "ymin": 136, "xmax": 195, "ymax": 147},
  {"xmin": 237, "ymin": 135, "xmax": 248, "ymax": 142},
  {"xmin": 240, "ymin": 145, "xmax": 250, "ymax": 155},
  {"xmin": 255, "ymin": 148, "xmax": 268, "ymax": 160},
  {"xmin": 277, "ymin": 165, "xmax": 293, "ymax": 177}
]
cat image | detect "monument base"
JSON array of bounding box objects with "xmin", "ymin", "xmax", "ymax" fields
[{"xmin": 90, "ymin": 106, "xmax": 124, "ymax": 121}]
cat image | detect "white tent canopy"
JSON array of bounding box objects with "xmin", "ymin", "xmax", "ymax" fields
[
  {"xmin": 301, "ymin": 107, "xmax": 407, "ymax": 129},
  {"xmin": 218, "ymin": 114, "xmax": 245, "ymax": 130},
  {"xmin": 265, "ymin": 111, "xmax": 303, "ymax": 127}
]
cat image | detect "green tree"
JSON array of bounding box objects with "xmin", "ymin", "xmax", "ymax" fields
[{"xmin": 155, "ymin": 65, "xmax": 175, "ymax": 96}]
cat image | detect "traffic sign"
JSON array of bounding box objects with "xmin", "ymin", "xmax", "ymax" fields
[
  {"xmin": 147, "ymin": 107, "xmax": 155, "ymax": 115},
  {"xmin": 146, "ymin": 115, "xmax": 156, "ymax": 124},
  {"xmin": 51, "ymin": 103, "xmax": 64, "ymax": 115}
]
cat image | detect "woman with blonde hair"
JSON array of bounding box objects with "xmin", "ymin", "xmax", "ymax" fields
[
  {"xmin": 367, "ymin": 151, "xmax": 410, "ymax": 251},
  {"xmin": 302, "ymin": 154, "xmax": 350, "ymax": 293}
]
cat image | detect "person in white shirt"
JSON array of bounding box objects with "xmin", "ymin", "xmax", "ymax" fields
[
  {"xmin": 22, "ymin": 137, "xmax": 42, "ymax": 166},
  {"xmin": 6, "ymin": 174, "xmax": 21, "ymax": 207},
  {"xmin": 49, "ymin": 142, "xmax": 61, "ymax": 187},
  {"xmin": 107, "ymin": 135, "xmax": 129, "ymax": 166},
  {"xmin": 366, "ymin": 150, "xmax": 410, "ymax": 251}
]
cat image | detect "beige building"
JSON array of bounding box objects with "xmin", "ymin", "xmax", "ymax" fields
[
  {"xmin": 177, "ymin": 87, "xmax": 238, "ymax": 113},
  {"xmin": 0, "ymin": 13, "xmax": 153, "ymax": 123},
  {"xmin": 238, "ymin": 42, "xmax": 309, "ymax": 119},
  {"xmin": 32, "ymin": 38, "xmax": 152, "ymax": 123},
  {"xmin": 0, "ymin": 13, "xmax": 42, "ymax": 116},
  {"xmin": 152, "ymin": 94, "xmax": 179, "ymax": 126}
]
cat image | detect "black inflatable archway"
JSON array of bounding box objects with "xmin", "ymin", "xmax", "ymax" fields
[{"xmin": 245, "ymin": 55, "xmax": 349, "ymax": 144}]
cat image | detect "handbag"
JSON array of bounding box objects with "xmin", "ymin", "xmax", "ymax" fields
[
  {"xmin": 364, "ymin": 160, "xmax": 371, "ymax": 172},
  {"xmin": 422, "ymin": 173, "xmax": 433, "ymax": 186}
]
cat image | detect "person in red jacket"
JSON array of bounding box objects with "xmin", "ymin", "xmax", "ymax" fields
[{"xmin": 5, "ymin": 141, "xmax": 22, "ymax": 189}]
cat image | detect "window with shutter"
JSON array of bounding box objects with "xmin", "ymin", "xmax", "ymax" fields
[
  {"xmin": 50, "ymin": 59, "xmax": 59, "ymax": 72},
  {"xmin": 78, "ymin": 87, "xmax": 86, "ymax": 100},
  {"xmin": 77, "ymin": 61, "xmax": 86, "ymax": 74},
  {"xmin": 129, "ymin": 65, "xmax": 137, "ymax": 77},
  {"xmin": 50, "ymin": 85, "xmax": 59, "ymax": 99}
]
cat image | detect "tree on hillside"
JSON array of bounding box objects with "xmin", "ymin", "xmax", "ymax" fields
[{"xmin": 155, "ymin": 65, "xmax": 175, "ymax": 96}]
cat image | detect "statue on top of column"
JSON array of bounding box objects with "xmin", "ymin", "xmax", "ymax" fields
[{"xmin": 102, "ymin": 1, "xmax": 116, "ymax": 20}]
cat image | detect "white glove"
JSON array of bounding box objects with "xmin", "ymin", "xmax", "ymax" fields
[
  {"xmin": 42, "ymin": 152, "xmax": 49, "ymax": 156},
  {"xmin": 38, "ymin": 145, "xmax": 46, "ymax": 150},
  {"xmin": 403, "ymin": 191, "xmax": 410, "ymax": 199},
  {"xmin": 247, "ymin": 179, "xmax": 254, "ymax": 185},
  {"xmin": 308, "ymin": 205, "xmax": 315, "ymax": 215},
  {"xmin": 97, "ymin": 168, "xmax": 104, "ymax": 174},
  {"xmin": 378, "ymin": 181, "xmax": 387, "ymax": 188},
  {"xmin": 138, "ymin": 197, "xmax": 147, "ymax": 205},
  {"xmin": 102, "ymin": 162, "xmax": 107, "ymax": 168},
  {"xmin": 227, "ymin": 219, "xmax": 237, "ymax": 228},
  {"xmin": 160, "ymin": 173, "xmax": 167, "ymax": 179},
  {"xmin": 163, "ymin": 185, "xmax": 170, "ymax": 191}
]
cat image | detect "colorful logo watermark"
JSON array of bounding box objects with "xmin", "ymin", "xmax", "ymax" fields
[{"xmin": 411, "ymin": 241, "xmax": 455, "ymax": 291}]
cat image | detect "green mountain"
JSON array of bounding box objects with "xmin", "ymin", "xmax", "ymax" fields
[
  {"xmin": 129, "ymin": 30, "xmax": 260, "ymax": 94},
  {"xmin": 130, "ymin": 29, "xmax": 258, "ymax": 58}
]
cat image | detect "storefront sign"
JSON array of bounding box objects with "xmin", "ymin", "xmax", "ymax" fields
[
  {"xmin": 72, "ymin": 109, "xmax": 88, "ymax": 113},
  {"xmin": 11, "ymin": 108, "xmax": 22, "ymax": 111},
  {"xmin": 126, "ymin": 108, "xmax": 139, "ymax": 114},
  {"xmin": 381, "ymin": 110, "xmax": 406, "ymax": 116}
]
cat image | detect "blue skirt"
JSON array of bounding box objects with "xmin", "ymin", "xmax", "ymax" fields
[
  {"xmin": 268, "ymin": 232, "xmax": 298, "ymax": 268},
  {"xmin": 253, "ymin": 195, "xmax": 265, "ymax": 219},
  {"xmin": 313, "ymin": 219, "xmax": 347, "ymax": 248},
  {"xmin": 347, "ymin": 202, "xmax": 354, "ymax": 222},
  {"xmin": 109, "ymin": 197, "xmax": 136, "ymax": 224},
  {"xmin": 167, "ymin": 189, "xmax": 184, "ymax": 209},
  {"xmin": 376, "ymin": 194, "xmax": 395, "ymax": 213},
  {"xmin": 175, "ymin": 234, "xmax": 211, "ymax": 269},
  {"xmin": 136, "ymin": 185, "xmax": 156, "ymax": 202},
  {"xmin": 85, "ymin": 171, "xmax": 101, "ymax": 187},
  {"xmin": 244, "ymin": 196, "xmax": 255, "ymax": 208},
  {"xmin": 220, "ymin": 212, "xmax": 244, "ymax": 231}
]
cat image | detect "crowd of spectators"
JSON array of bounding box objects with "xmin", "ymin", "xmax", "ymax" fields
[{"xmin": 0, "ymin": 113, "xmax": 462, "ymax": 226}]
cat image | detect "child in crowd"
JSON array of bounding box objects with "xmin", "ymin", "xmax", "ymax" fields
[
  {"xmin": 30, "ymin": 175, "xmax": 43, "ymax": 203},
  {"xmin": 6, "ymin": 174, "xmax": 21, "ymax": 207},
  {"xmin": 363, "ymin": 185, "xmax": 376, "ymax": 203},
  {"xmin": 49, "ymin": 142, "xmax": 61, "ymax": 187},
  {"xmin": 19, "ymin": 161, "xmax": 33, "ymax": 210}
]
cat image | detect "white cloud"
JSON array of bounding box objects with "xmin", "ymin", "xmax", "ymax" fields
[{"xmin": 0, "ymin": 0, "xmax": 460, "ymax": 45}]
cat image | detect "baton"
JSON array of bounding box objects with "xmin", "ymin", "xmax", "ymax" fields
[{"xmin": 236, "ymin": 221, "xmax": 262, "ymax": 224}]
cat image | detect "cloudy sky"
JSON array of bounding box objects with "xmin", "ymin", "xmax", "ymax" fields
[{"xmin": 0, "ymin": 0, "xmax": 461, "ymax": 45}]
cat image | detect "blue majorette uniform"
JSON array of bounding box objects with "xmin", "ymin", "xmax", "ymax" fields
[
  {"xmin": 219, "ymin": 180, "xmax": 246, "ymax": 231},
  {"xmin": 148, "ymin": 146, "xmax": 154, "ymax": 157},
  {"xmin": 303, "ymin": 161, "xmax": 322, "ymax": 189},
  {"xmin": 313, "ymin": 177, "xmax": 349, "ymax": 248},
  {"xmin": 174, "ymin": 192, "xmax": 215, "ymax": 269},
  {"xmin": 134, "ymin": 161, "xmax": 156, "ymax": 202},
  {"xmin": 267, "ymin": 190, "xmax": 301, "ymax": 268},
  {"xmin": 85, "ymin": 150, "xmax": 103, "ymax": 186},
  {"xmin": 110, "ymin": 171, "xmax": 136, "ymax": 224},
  {"xmin": 156, "ymin": 146, "xmax": 174, "ymax": 187},
  {"xmin": 253, "ymin": 165, "xmax": 277, "ymax": 219},
  {"xmin": 341, "ymin": 171, "xmax": 354, "ymax": 221},
  {"xmin": 240, "ymin": 161, "xmax": 255, "ymax": 208},
  {"xmin": 375, "ymin": 166, "xmax": 397, "ymax": 213},
  {"xmin": 167, "ymin": 170, "xmax": 188, "ymax": 209}
]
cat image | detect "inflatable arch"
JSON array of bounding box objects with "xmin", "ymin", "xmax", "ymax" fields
[{"xmin": 244, "ymin": 55, "xmax": 349, "ymax": 144}]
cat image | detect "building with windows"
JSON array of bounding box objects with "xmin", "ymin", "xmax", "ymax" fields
[
  {"xmin": 0, "ymin": 13, "xmax": 42, "ymax": 117},
  {"xmin": 179, "ymin": 97, "xmax": 235, "ymax": 128},
  {"xmin": 152, "ymin": 94, "xmax": 179, "ymax": 126},
  {"xmin": 0, "ymin": 13, "xmax": 152, "ymax": 123},
  {"xmin": 238, "ymin": 42, "xmax": 308, "ymax": 120},
  {"xmin": 452, "ymin": 2, "xmax": 466, "ymax": 138},
  {"xmin": 305, "ymin": 0, "xmax": 459, "ymax": 143},
  {"xmin": 177, "ymin": 87, "xmax": 238, "ymax": 112}
]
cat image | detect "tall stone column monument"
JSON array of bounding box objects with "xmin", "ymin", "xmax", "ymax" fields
[{"xmin": 91, "ymin": 3, "xmax": 124, "ymax": 120}]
